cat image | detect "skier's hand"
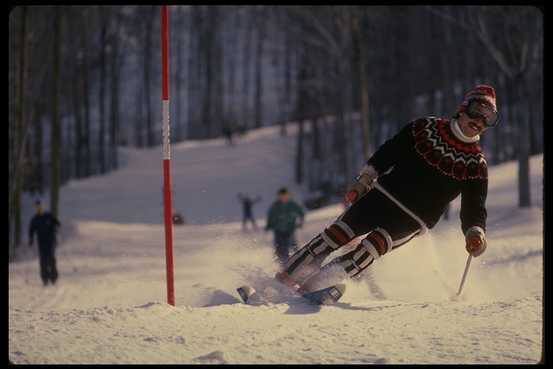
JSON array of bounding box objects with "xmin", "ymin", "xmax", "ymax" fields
[
  {"xmin": 345, "ymin": 164, "xmax": 378, "ymax": 204},
  {"xmin": 465, "ymin": 226, "xmax": 487, "ymax": 257}
]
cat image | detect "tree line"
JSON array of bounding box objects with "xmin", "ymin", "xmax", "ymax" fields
[{"xmin": 8, "ymin": 6, "xmax": 543, "ymax": 260}]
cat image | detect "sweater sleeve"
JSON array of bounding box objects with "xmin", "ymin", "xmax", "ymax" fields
[
  {"xmin": 29, "ymin": 216, "xmax": 36, "ymax": 242},
  {"xmin": 460, "ymin": 177, "xmax": 488, "ymax": 235},
  {"xmin": 293, "ymin": 202, "xmax": 305, "ymax": 219},
  {"xmin": 266, "ymin": 204, "xmax": 275, "ymax": 229},
  {"xmin": 367, "ymin": 121, "xmax": 413, "ymax": 175}
]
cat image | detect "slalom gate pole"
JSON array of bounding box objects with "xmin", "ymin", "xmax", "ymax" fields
[{"xmin": 161, "ymin": 5, "xmax": 175, "ymax": 306}]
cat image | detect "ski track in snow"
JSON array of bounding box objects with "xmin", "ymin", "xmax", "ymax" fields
[{"xmin": 9, "ymin": 126, "xmax": 543, "ymax": 364}]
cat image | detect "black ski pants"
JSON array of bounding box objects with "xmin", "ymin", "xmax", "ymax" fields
[{"xmin": 38, "ymin": 242, "xmax": 58, "ymax": 285}]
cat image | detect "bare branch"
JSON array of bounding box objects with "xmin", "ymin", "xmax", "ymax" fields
[
  {"xmin": 287, "ymin": 6, "xmax": 342, "ymax": 57},
  {"xmin": 476, "ymin": 13, "xmax": 515, "ymax": 78},
  {"xmin": 422, "ymin": 6, "xmax": 473, "ymax": 33}
]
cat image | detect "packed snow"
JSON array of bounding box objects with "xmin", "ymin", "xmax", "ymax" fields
[{"xmin": 9, "ymin": 125, "xmax": 543, "ymax": 364}]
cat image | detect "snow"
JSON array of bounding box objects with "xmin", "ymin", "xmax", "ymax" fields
[{"xmin": 9, "ymin": 125, "xmax": 543, "ymax": 364}]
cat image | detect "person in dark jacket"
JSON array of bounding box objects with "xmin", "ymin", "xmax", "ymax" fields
[
  {"xmin": 237, "ymin": 193, "xmax": 261, "ymax": 231},
  {"xmin": 29, "ymin": 200, "xmax": 61, "ymax": 286},
  {"xmin": 277, "ymin": 85, "xmax": 497, "ymax": 293},
  {"xmin": 266, "ymin": 188, "xmax": 305, "ymax": 265}
]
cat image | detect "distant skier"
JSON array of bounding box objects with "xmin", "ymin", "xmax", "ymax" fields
[
  {"xmin": 277, "ymin": 85, "xmax": 497, "ymax": 293},
  {"xmin": 237, "ymin": 193, "xmax": 261, "ymax": 231},
  {"xmin": 29, "ymin": 200, "xmax": 61, "ymax": 286},
  {"xmin": 265, "ymin": 187, "xmax": 305, "ymax": 265},
  {"xmin": 223, "ymin": 124, "xmax": 235, "ymax": 146}
]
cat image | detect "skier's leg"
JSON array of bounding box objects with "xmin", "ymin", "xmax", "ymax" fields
[
  {"xmin": 49, "ymin": 246, "xmax": 59, "ymax": 285},
  {"xmin": 274, "ymin": 232, "xmax": 291, "ymax": 265},
  {"xmin": 300, "ymin": 189, "xmax": 422, "ymax": 291},
  {"xmin": 38, "ymin": 246, "xmax": 49, "ymax": 286},
  {"xmin": 251, "ymin": 216, "xmax": 258, "ymax": 231},
  {"xmin": 302, "ymin": 226, "xmax": 420, "ymax": 291},
  {"xmin": 280, "ymin": 220, "xmax": 357, "ymax": 283}
]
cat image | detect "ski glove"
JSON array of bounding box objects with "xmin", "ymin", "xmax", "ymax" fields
[
  {"xmin": 465, "ymin": 226, "xmax": 487, "ymax": 257},
  {"xmin": 345, "ymin": 164, "xmax": 379, "ymax": 204}
]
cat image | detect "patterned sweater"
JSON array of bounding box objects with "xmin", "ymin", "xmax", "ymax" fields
[{"xmin": 367, "ymin": 117, "xmax": 488, "ymax": 234}]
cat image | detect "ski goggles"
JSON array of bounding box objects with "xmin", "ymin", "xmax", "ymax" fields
[{"xmin": 464, "ymin": 99, "xmax": 499, "ymax": 127}]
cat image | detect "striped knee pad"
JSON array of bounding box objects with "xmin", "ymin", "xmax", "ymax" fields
[
  {"xmin": 341, "ymin": 228, "xmax": 393, "ymax": 279},
  {"xmin": 284, "ymin": 221, "xmax": 355, "ymax": 280}
]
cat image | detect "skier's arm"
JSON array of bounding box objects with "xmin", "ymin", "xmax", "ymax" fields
[
  {"xmin": 293, "ymin": 202, "xmax": 305, "ymax": 227},
  {"xmin": 265, "ymin": 205, "xmax": 275, "ymax": 230},
  {"xmin": 366, "ymin": 121, "xmax": 414, "ymax": 175},
  {"xmin": 53, "ymin": 215, "xmax": 61, "ymax": 229},
  {"xmin": 295, "ymin": 202, "xmax": 305, "ymax": 219},
  {"xmin": 460, "ymin": 176, "xmax": 488, "ymax": 256},
  {"xmin": 29, "ymin": 216, "xmax": 36, "ymax": 247}
]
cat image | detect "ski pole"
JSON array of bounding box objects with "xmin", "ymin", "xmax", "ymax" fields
[{"xmin": 456, "ymin": 254, "xmax": 472, "ymax": 296}]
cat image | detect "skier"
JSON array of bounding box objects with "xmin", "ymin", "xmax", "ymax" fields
[
  {"xmin": 276, "ymin": 84, "xmax": 497, "ymax": 294},
  {"xmin": 237, "ymin": 193, "xmax": 262, "ymax": 231},
  {"xmin": 29, "ymin": 199, "xmax": 61, "ymax": 286},
  {"xmin": 265, "ymin": 187, "xmax": 305, "ymax": 265}
]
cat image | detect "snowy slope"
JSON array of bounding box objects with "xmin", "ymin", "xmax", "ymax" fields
[{"xmin": 9, "ymin": 126, "xmax": 543, "ymax": 364}]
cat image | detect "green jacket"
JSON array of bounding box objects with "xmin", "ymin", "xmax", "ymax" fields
[{"xmin": 266, "ymin": 200, "xmax": 305, "ymax": 233}]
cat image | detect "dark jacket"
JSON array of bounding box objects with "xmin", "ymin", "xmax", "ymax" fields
[
  {"xmin": 238, "ymin": 195, "xmax": 261, "ymax": 216},
  {"xmin": 266, "ymin": 200, "xmax": 305, "ymax": 233},
  {"xmin": 368, "ymin": 117, "xmax": 487, "ymax": 234},
  {"xmin": 29, "ymin": 212, "xmax": 61, "ymax": 247}
]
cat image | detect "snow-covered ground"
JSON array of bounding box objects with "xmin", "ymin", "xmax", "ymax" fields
[{"xmin": 9, "ymin": 126, "xmax": 543, "ymax": 364}]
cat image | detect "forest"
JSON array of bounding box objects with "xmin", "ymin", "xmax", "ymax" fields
[{"xmin": 8, "ymin": 6, "xmax": 543, "ymax": 259}]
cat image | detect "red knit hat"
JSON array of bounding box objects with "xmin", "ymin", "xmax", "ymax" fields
[{"xmin": 458, "ymin": 84, "xmax": 498, "ymax": 114}]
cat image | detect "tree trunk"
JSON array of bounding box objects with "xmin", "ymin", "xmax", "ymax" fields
[
  {"xmin": 14, "ymin": 5, "xmax": 27, "ymax": 248},
  {"xmin": 174, "ymin": 9, "xmax": 183, "ymax": 142},
  {"xmin": 242, "ymin": 14, "xmax": 253, "ymax": 129},
  {"xmin": 515, "ymin": 75, "xmax": 531, "ymax": 207},
  {"xmin": 202, "ymin": 9, "xmax": 213, "ymax": 138},
  {"xmin": 210, "ymin": 6, "xmax": 224, "ymax": 137},
  {"xmin": 33, "ymin": 102, "xmax": 44, "ymax": 194},
  {"xmin": 254, "ymin": 14, "xmax": 265, "ymax": 129},
  {"xmin": 295, "ymin": 118, "xmax": 304, "ymax": 185},
  {"xmin": 50, "ymin": 7, "xmax": 62, "ymax": 218},
  {"xmin": 351, "ymin": 11, "xmax": 371, "ymax": 161},
  {"xmin": 109, "ymin": 9, "xmax": 121, "ymax": 169},
  {"xmin": 80, "ymin": 21, "xmax": 91, "ymax": 176},
  {"xmin": 72, "ymin": 71, "xmax": 83, "ymax": 178},
  {"xmin": 144, "ymin": 7, "xmax": 155, "ymax": 147},
  {"xmin": 98, "ymin": 7, "xmax": 107, "ymax": 173}
]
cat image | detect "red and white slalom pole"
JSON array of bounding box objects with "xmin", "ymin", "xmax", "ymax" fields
[{"xmin": 161, "ymin": 5, "xmax": 175, "ymax": 306}]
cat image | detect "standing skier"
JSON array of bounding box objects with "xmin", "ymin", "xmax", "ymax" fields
[
  {"xmin": 29, "ymin": 200, "xmax": 61, "ymax": 286},
  {"xmin": 265, "ymin": 187, "xmax": 305, "ymax": 265},
  {"xmin": 277, "ymin": 85, "xmax": 497, "ymax": 293},
  {"xmin": 238, "ymin": 193, "xmax": 261, "ymax": 231}
]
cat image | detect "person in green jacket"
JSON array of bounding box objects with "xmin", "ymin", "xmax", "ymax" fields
[{"xmin": 265, "ymin": 187, "xmax": 305, "ymax": 265}]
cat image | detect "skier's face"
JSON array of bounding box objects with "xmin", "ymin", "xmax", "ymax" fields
[
  {"xmin": 458, "ymin": 112, "xmax": 487, "ymax": 137},
  {"xmin": 35, "ymin": 204, "xmax": 43, "ymax": 214},
  {"xmin": 278, "ymin": 193, "xmax": 289, "ymax": 203}
]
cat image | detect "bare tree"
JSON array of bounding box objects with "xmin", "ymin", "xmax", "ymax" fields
[
  {"xmin": 98, "ymin": 6, "xmax": 108, "ymax": 173},
  {"xmin": 50, "ymin": 7, "xmax": 62, "ymax": 217},
  {"xmin": 426, "ymin": 6, "xmax": 542, "ymax": 207}
]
